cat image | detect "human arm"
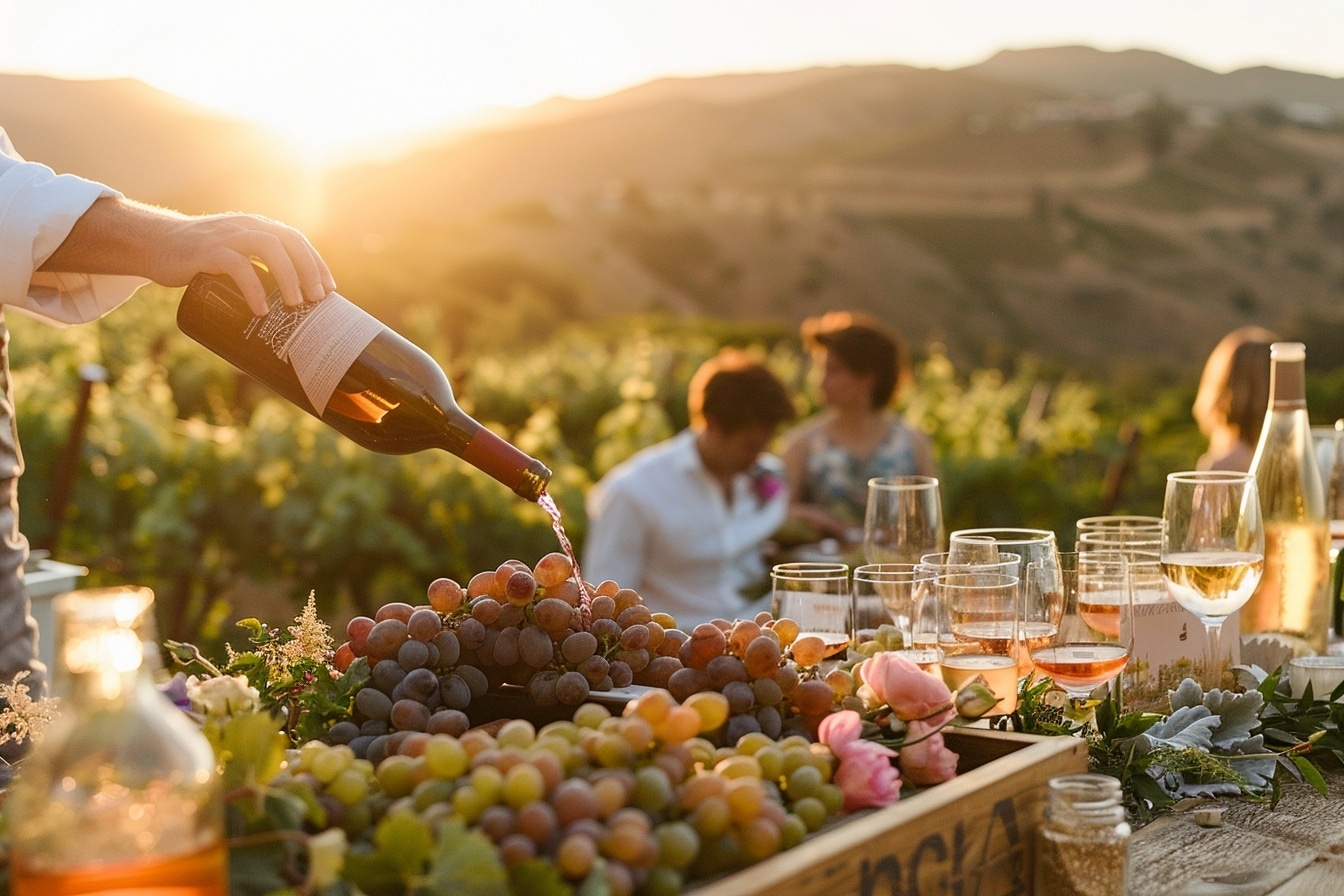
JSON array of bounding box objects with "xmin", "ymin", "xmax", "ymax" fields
[
  {"xmin": 39, "ymin": 196, "xmax": 334, "ymax": 316},
  {"xmin": 781, "ymin": 425, "xmax": 854, "ymax": 540}
]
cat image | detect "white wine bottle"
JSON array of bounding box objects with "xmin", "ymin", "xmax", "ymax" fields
[
  {"xmin": 1245, "ymin": 342, "xmax": 1330, "ymax": 656},
  {"xmin": 177, "ymin": 271, "xmax": 552, "ymax": 501}
]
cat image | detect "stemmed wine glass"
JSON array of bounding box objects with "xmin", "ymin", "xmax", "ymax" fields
[
  {"xmin": 1160, "ymin": 471, "xmax": 1265, "ymax": 686},
  {"xmin": 1029, "ymin": 552, "xmax": 1132, "ymax": 715},
  {"xmin": 863, "ymin": 476, "xmax": 944, "ymax": 564}
]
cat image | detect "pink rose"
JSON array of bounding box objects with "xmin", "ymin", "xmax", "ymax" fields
[
  {"xmin": 898, "ymin": 718, "xmax": 960, "ymax": 786},
  {"xmin": 818, "ymin": 710, "xmax": 901, "ymax": 812},
  {"xmin": 862, "ymin": 652, "xmax": 954, "ymax": 723}
]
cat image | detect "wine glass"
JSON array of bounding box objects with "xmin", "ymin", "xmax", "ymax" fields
[
  {"xmin": 851, "ymin": 563, "xmax": 919, "ymax": 651},
  {"xmin": 771, "ymin": 562, "xmax": 851, "ymax": 661},
  {"xmin": 863, "ymin": 476, "xmax": 944, "ymax": 564},
  {"xmin": 1029, "ymin": 552, "xmax": 1132, "ymax": 714},
  {"xmin": 1160, "ymin": 471, "xmax": 1265, "ymax": 687},
  {"xmin": 938, "ymin": 571, "xmax": 1021, "ymax": 714}
]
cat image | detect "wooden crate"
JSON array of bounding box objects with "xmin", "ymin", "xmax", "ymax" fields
[{"xmin": 693, "ymin": 727, "xmax": 1089, "ymax": 896}]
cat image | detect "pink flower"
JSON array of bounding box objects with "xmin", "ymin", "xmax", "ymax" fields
[
  {"xmin": 862, "ymin": 652, "xmax": 954, "ymax": 723},
  {"xmin": 751, "ymin": 465, "xmax": 785, "ymax": 505},
  {"xmin": 818, "ymin": 710, "xmax": 902, "ymax": 812},
  {"xmin": 898, "ymin": 718, "xmax": 960, "ymax": 786}
]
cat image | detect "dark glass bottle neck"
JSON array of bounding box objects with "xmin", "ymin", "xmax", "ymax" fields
[{"xmin": 1269, "ymin": 357, "xmax": 1306, "ymax": 409}]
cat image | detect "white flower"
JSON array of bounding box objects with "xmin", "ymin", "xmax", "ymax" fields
[{"xmin": 187, "ymin": 673, "xmax": 261, "ymax": 719}]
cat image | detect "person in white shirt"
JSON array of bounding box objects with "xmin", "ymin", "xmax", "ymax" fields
[
  {"xmin": 583, "ymin": 350, "xmax": 796, "ymax": 630},
  {"xmin": 0, "ymin": 125, "xmax": 333, "ymax": 772}
]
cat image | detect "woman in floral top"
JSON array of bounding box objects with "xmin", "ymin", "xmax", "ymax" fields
[{"xmin": 782, "ymin": 313, "xmax": 937, "ymax": 541}]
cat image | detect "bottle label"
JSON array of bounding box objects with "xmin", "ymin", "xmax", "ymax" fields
[{"xmin": 250, "ymin": 294, "xmax": 381, "ymax": 414}]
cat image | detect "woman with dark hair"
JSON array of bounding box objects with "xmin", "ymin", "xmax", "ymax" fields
[
  {"xmin": 1193, "ymin": 327, "xmax": 1277, "ymax": 472},
  {"xmin": 782, "ymin": 312, "xmax": 937, "ymax": 541}
]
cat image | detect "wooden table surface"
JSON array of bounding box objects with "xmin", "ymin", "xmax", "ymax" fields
[{"xmin": 1129, "ymin": 775, "xmax": 1344, "ymax": 895}]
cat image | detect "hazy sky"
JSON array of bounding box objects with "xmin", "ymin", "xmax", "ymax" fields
[{"xmin": 4, "ymin": 0, "xmax": 1342, "ymax": 162}]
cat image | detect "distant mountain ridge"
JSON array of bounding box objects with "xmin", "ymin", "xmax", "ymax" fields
[
  {"xmin": 969, "ymin": 46, "xmax": 1344, "ymax": 115},
  {"xmin": 4, "ymin": 47, "xmax": 1343, "ymax": 372}
]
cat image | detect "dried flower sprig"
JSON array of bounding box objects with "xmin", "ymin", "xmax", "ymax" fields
[{"xmin": 0, "ymin": 671, "xmax": 59, "ymax": 749}]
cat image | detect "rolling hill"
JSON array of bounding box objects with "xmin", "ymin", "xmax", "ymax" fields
[{"xmin": 4, "ymin": 47, "xmax": 1344, "ymax": 373}]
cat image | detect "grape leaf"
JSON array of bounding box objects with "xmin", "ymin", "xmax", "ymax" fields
[
  {"xmin": 374, "ymin": 813, "xmax": 435, "ymax": 876},
  {"xmin": 508, "ymin": 858, "xmax": 572, "ymax": 896},
  {"xmin": 215, "ymin": 710, "xmax": 289, "ymax": 792},
  {"xmin": 307, "ymin": 827, "xmax": 349, "ymax": 892},
  {"xmin": 418, "ymin": 819, "xmax": 509, "ymax": 896}
]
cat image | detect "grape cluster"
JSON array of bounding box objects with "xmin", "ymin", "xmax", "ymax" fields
[
  {"xmin": 278, "ymin": 687, "xmax": 845, "ymax": 895},
  {"xmin": 333, "ymin": 553, "xmax": 693, "ymax": 758}
]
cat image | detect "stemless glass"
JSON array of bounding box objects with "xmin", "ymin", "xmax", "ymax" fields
[
  {"xmin": 1160, "ymin": 471, "xmax": 1265, "ymax": 686},
  {"xmin": 1075, "ymin": 515, "xmax": 1163, "ymax": 549},
  {"xmin": 950, "ymin": 528, "xmax": 1061, "ymax": 675},
  {"xmin": 1030, "ymin": 552, "xmax": 1133, "ymax": 707},
  {"xmin": 863, "ymin": 476, "xmax": 945, "ymax": 565},
  {"xmin": 771, "ymin": 562, "xmax": 851, "ymax": 660},
  {"xmin": 938, "ymin": 572, "xmax": 1021, "ymax": 714}
]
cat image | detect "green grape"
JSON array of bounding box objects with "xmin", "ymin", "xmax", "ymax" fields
[
  {"xmin": 817, "ymin": 783, "xmax": 845, "ymax": 815},
  {"xmin": 502, "ymin": 762, "xmax": 546, "ymax": 809},
  {"xmin": 735, "ymin": 731, "xmax": 774, "ymax": 756},
  {"xmin": 451, "ymin": 783, "xmax": 490, "ymax": 822},
  {"xmin": 643, "ymin": 865, "xmax": 683, "ymax": 896},
  {"xmin": 571, "ymin": 702, "xmax": 611, "ymax": 730},
  {"xmin": 423, "ymin": 735, "xmax": 470, "ymax": 779},
  {"xmin": 471, "ymin": 764, "xmax": 504, "ymax": 803},
  {"xmin": 632, "ymin": 765, "xmax": 674, "ymax": 815},
  {"xmin": 690, "ymin": 795, "xmax": 731, "ymax": 838},
  {"xmin": 411, "ymin": 777, "xmax": 456, "ymax": 812},
  {"xmin": 309, "ymin": 743, "xmax": 355, "ymax": 784},
  {"xmin": 780, "ymin": 813, "xmax": 808, "ymax": 849},
  {"xmin": 326, "ymin": 766, "xmax": 372, "ymax": 806},
  {"xmin": 753, "ymin": 745, "xmax": 785, "ymax": 784},
  {"xmin": 496, "ymin": 718, "xmax": 537, "ymax": 750},
  {"xmin": 790, "ymin": 796, "xmax": 827, "ymax": 832},
  {"xmin": 785, "ymin": 764, "xmax": 825, "ymax": 801},
  {"xmin": 653, "ymin": 820, "xmax": 699, "ymax": 870},
  {"xmin": 375, "ymin": 754, "xmax": 418, "ymax": 799}
]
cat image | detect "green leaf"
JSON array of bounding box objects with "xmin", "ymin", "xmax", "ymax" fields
[
  {"xmin": 217, "ymin": 711, "xmax": 289, "ymax": 792},
  {"xmin": 507, "ymin": 858, "xmax": 572, "ymax": 896},
  {"xmin": 374, "ymin": 813, "xmax": 435, "ymax": 876},
  {"xmin": 343, "ymin": 847, "xmax": 404, "ymax": 896},
  {"xmin": 418, "ymin": 819, "xmax": 510, "ymax": 896},
  {"xmin": 1291, "ymin": 755, "xmax": 1329, "ymax": 796},
  {"xmin": 228, "ymin": 837, "xmax": 295, "ymax": 896}
]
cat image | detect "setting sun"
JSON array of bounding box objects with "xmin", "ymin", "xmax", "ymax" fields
[{"xmin": 5, "ymin": 0, "xmax": 1344, "ymax": 167}]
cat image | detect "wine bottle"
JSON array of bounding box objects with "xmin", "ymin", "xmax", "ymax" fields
[
  {"xmin": 177, "ymin": 271, "xmax": 552, "ymax": 501},
  {"xmin": 1245, "ymin": 342, "xmax": 1331, "ymax": 656},
  {"xmin": 7, "ymin": 587, "xmax": 227, "ymax": 896}
]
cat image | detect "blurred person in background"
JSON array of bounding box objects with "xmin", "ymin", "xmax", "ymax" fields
[
  {"xmin": 0, "ymin": 125, "xmax": 333, "ymax": 774},
  {"xmin": 1193, "ymin": 326, "xmax": 1278, "ymax": 472},
  {"xmin": 781, "ymin": 311, "xmax": 937, "ymax": 542},
  {"xmin": 583, "ymin": 349, "xmax": 796, "ymax": 630}
]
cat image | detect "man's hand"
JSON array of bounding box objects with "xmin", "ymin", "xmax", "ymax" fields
[{"xmin": 39, "ymin": 197, "xmax": 336, "ymax": 315}]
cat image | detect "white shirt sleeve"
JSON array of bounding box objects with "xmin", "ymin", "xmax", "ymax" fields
[
  {"xmin": 582, "ymin": 481, "xmax": 649, "ymax": 593},
  {"xmin": 0, "ymin": 127, "xmax": 147, "ymax": 325}
]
